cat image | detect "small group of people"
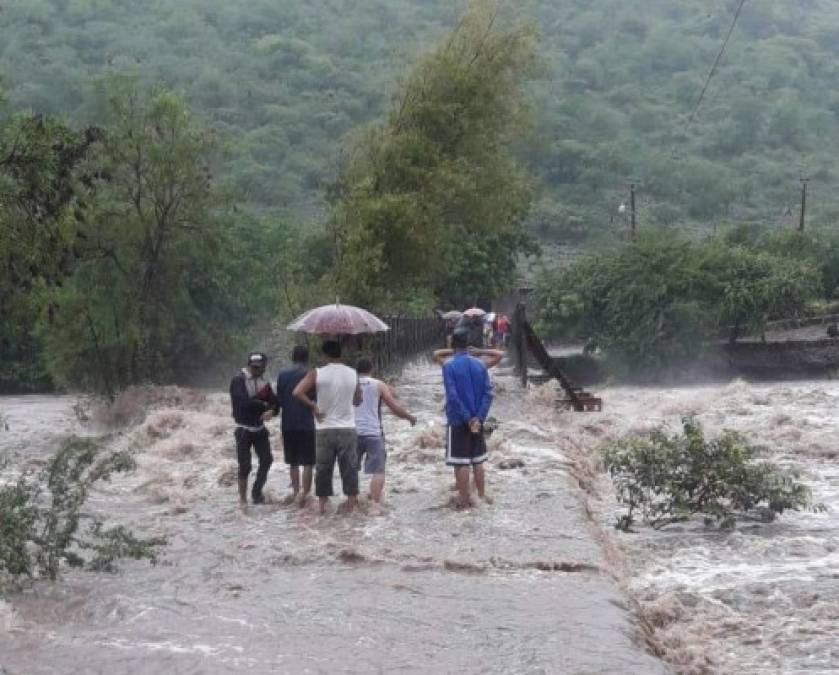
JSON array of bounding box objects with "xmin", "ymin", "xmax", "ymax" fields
[
  {"xmin": 490, "ymin": 313, "xmax": 511, "ymax": 348},
  {"xmin": 446, "ymin": 312, "xmax": 510, "ymax": 350},
  {"xmin": 230, "ymin": 328, "xmax": 502, "ymax": 512}
]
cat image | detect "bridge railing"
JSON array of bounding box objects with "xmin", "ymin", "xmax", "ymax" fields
[{"xmin": 341, "ymin": 316, "xmax": 446, "ymax": 375}]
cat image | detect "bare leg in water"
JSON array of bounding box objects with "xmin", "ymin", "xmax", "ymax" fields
[
  {"xmin": 298, "ymin": 465, "xmax": 312, "ymax": 506},
  {"xmin": 319, "ymin": 496, "xmax": 329, "ymax": 514},
  {"xmin": 338, "ymin": 495, "xmax": 360, "ymax": 513},
  {"xmin": 473, "ymin": 463, "xmax": 492, "ymax": 503},
  {"xmin": 284, "ymin": 465, "xmax": 301, "ymax": 504},
  {"xmin": 369, "ymin": 473, "xmax": 385, "ymax": 503},
  {"xmin": 454, "ymin": 466, "xmax": 472, "ymax": 508}
]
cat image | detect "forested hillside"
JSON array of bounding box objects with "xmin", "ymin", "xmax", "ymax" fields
[{"xmin": 3, "ymin": 0, "xmax": 839, "ymax": 241}]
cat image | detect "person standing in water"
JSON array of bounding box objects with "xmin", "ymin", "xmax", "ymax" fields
[
  {"xmin": 276, "ymin": 345, "xmax": 316, "ymax": 506},
  {"xmin": 293, "ymin": 340, "xmax": 361, "ymax": 514},
  {"xmin": 354, "ymin": 358, "xmax": 417, "ymax": 504},
  {"xmin": 442, "ymin": 329, "xmax": 494, "ymax": 508},
  {"xmin": 229, "ymin": 352, "xmax": 279, "ymax": 505}
]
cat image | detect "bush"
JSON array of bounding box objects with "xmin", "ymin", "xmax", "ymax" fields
[
  {"xmin": 533, "ymin": 234, "xmax": 821, "ymax": 375},
  {"xmin": 0, "ymin": 438, "xmax": 165, "ymax": 583},
  {"xmin": 603, "ymin": 418, "xmax": 819, "ymax": 531}
]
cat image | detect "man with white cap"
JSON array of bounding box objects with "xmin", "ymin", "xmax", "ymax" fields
[{"xmin": 229, "ymin": 352, "xmax": 279, "ymax": 504}]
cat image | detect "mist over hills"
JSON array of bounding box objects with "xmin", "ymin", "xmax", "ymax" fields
[{"xmin": 2, "ymin": 0, "xmax": 837, "ymax": 241}]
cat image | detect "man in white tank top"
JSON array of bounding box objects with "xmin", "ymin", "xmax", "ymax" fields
[
  {"xmin": 293, "ymin": 340, "xmax": 362, "ymax": 514},
  {"xmin": 354, "ymin": 358, "xmax": 417, "ymax": 503}
]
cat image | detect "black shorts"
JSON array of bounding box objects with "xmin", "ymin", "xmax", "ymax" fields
[
  {"xmin": 282, "ymin": 429, "xmax": 316, "ymax": 466},
  {"xmin": 446, "ymin": 424, "xmax": 488, "ymax": 466}
]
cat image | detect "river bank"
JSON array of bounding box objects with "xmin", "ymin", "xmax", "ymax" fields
[
  {"xmin": 0, "ymin": 362, "xmax": 666, "ymax": 674},
  {"xmin": 525, "ymin": 378, "xmax": 839, "ymax": 674}
]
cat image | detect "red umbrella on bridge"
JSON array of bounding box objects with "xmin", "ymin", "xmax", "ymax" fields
[{"xmin": 286, "ymin": 301, "xmax": 389, "ymax": 335}]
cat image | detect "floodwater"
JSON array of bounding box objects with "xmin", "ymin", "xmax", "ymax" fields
[
  {"xmin": 4, "ymin": 367, "xmax": 838, "ymax": 674},
  {"xmin": 0, "ymin": 363, "xmax": 665, "ymax": 675},
  {"xmin": 536, "ymin": 378, "xmax": 839, "ymax": 674}
]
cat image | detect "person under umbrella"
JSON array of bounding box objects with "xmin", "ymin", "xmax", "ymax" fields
[
  {"xmin": 292, "ymin": 340, "xmax": 362, "ymax": 514},
  {"xmin": 276, "ymin": 345, "xmax": 316, "ymax": 506}
]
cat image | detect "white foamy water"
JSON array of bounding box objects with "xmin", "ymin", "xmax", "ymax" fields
[
  {"xmin": 5, "ymin": 371, "xmax": 839, "ymax": 673},
  {"xmin": 0, "ymin": 364, "xmax": 665, "ymax": 674},
  {"xmin": 524, "ymin": 378, "xmax": 839, "ymax": 674}
]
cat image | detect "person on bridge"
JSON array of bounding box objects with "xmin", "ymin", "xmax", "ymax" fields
[
  {"xmin": 441, "ymin": 329, "xmax": 494, "ymax": 508},
  {"xmin": 293, "ymin": 340, "xmax": 362, "ymax": 514},
  {"xmin": 229, "ymin": 352, "xmax": 279, "ymax": 505},
  {"xmin": 276, "ymin": 345, "xmax": 316, "ymax": 506},
  {"xmin": 497, "ymin": 313, "xmax": 510, "ymax": 347},
  {"xmin": 354, "ymin": 358, "xmax": 417, "ymax": 504}
]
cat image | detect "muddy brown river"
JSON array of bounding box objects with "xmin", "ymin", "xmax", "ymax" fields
[
  {"xmin": 0, "ymin": 363, "xmax": 665, "ymax": 674},
  {"xmin": 2, "ymin": 363, "xmax": 838, "ymax": 673}
]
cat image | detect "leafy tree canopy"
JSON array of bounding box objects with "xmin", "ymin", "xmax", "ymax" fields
[
  {"xmin": 2, "ymin": 0, "xmax": 838, "ymax": 240},
  {"xmin": 328, "ymin": 2, "xmax": 538, "ymax": 309}
]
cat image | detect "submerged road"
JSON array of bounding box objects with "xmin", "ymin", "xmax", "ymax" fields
[{"xmin": 0, "ymin": 362, "xmax": 667, "ymax": 674}]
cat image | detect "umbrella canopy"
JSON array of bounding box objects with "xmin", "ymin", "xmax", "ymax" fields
[
  {"xmin": 462, "ymin": 307, "xmax": 487, "ymax": 318},
  {"xmin": 440, "ymin": 310, "xmax": 463, "ymax": 321},
  {"xmin": 287, "ymin": 303, "xmax": 389, "ymax": 335}
]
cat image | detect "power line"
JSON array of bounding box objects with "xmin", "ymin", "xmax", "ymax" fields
[{"xmin": 685, "ymin": 0, "xmax": 748, "ymax": 131}]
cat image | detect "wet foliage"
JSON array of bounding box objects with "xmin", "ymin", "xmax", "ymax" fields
[
  {"xmin": 328, "ymin": 2, "xmax": 538, "ymax": 309},
  {"xmin": 603, "ymin": 418, "xmax": 818, "ymax": 531},
  {"xmin": 1, "ymin": 0, "xmax": 838, "ymax": 240},
  {"xmin": 0, "ymin": 438, "xmax": 165, "ymax": 584},
  {"xmin": 534, "ymin": 231, "xmax": 824, "ymax": 374}
]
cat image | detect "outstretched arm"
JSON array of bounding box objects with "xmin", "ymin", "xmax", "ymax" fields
[{"xmin": 379, "ymin": 382, "xmax": 416, "ymax": 426}]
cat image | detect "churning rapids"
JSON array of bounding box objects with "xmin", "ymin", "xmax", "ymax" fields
[{"xmin": 1, "ymin": 362, "xmax": 837, "ymax": 674}]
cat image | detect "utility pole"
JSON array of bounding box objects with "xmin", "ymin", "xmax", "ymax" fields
[{"xmin": 799, "ymin": 177, "xmax": 809, "ymax": 231}]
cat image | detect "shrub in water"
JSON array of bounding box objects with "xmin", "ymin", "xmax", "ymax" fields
[
  {"xmin": 603, "ymin": 418, "xmax": 819, "ymax": 531},
  {"xmin": 0, "ymin": 438, "xmax": 165, "ymax": 583}
]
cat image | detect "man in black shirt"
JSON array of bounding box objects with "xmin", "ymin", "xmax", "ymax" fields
[
  {"xmin": 276, "ymin": 345, "xmax": 316, "ymax": 506},
  {"xmin": 229, "ymin": 352, "xmax": 279, "ymax": 505}
]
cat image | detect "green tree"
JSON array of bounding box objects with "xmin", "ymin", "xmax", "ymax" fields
[
  {"xmin": 328, "ymin": 1, "xmax": 538, "ymax": 309},
  {"xmin": 37, "ymin": 84, "xmax": 255, "ymax": 394},
  {"xmin": 0, "ymin": 105, "xmax": 100, "ymax": 391},
  {"xmin": 534, "ymin": 233, "xmax": 821, "ymax": 374}
]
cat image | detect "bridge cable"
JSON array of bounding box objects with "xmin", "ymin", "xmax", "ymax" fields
[{"xmin": 684, "ymin": 0, "xmax": 749, "ymax": 132}]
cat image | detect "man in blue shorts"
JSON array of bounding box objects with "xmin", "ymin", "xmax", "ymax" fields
[{"xmin": 442, "ymin": 329, "xmax": 494, "ymax": 508}]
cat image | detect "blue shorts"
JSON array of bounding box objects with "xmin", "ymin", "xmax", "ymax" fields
[{"xmin": 357, "ymin": 435, "xmax": 386, "ymax": 474}]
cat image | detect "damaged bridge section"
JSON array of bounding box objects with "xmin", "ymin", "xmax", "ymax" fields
[{"xmin": 511, "ymin": 304, "xmax": 602, "ymax": 412}]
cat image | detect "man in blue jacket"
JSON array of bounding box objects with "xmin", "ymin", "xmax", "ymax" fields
[{"xmin": 442, "ymin": 329, "xmax": 494, "ymax": 508}]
